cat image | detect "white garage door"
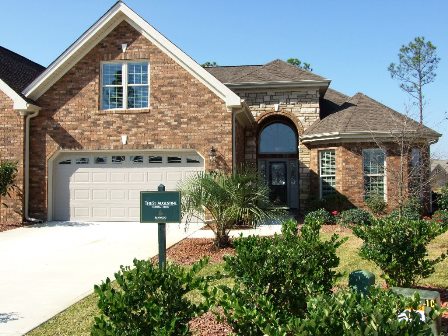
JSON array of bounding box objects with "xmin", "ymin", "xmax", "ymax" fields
[{"xmin": 52, "ymin": 152, "xmax": 204, "ymax": 221}]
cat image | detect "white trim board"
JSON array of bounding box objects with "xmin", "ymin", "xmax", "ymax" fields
[
  {"xmin": 0, "ymin": 79, "xmax": 39, "ymax": 111},
  {"xmin": 23, "ymin": 2, "xmax": 241, "ymax": 108}
]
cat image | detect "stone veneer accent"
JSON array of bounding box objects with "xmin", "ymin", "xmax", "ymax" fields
[
  {"xmin": 28, "ymin": 21, "xmax": 233, "ymax": 220},
  {"xmin": 0, "ymin": 90, "xmax": 24, "ymax": 224},
  {"xmin": 234, "ymin": 88, "xmax": 320, "ymax": 212}
]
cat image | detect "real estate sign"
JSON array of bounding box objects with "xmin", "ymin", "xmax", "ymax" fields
[{"xmin": 140, "ymin": 191, "xmax": 181, "ymax": 223}]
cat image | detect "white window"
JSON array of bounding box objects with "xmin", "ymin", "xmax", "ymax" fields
[
  {"xmin": 101, "ymin": 62, "xmax": 149, "ymax": 110},
  {"xmin": 363, "ymin": 149, "xmax": 386, "ymax": 199},
  {"xmin": 319, "ymin": 150, "xmax": 336, "ymax": 198}
]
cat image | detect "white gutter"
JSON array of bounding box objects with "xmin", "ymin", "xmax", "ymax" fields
[
  {"xmin": 19, "ymin": 110, "xmax": 41, "ymax": 222},
  {"xmin": 232, "ymin": 108, "xmax": 243, "ymax": 171}
]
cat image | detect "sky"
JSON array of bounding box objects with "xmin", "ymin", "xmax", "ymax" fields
[{"xmin": 1, "ymin": 0, "xmax": 447, "ymax": 157}]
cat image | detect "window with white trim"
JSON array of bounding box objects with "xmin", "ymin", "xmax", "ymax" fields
[
  {"xmin": 319, "ymin": 150, "xmax": 336, "ymax": 198},
  {"xmin": 363, "ymin": 149, "xmax": 386, "ymax": 199},
  {"xmin": 101, "ymin": 62, "xmax": 149, "ymax": 110}
]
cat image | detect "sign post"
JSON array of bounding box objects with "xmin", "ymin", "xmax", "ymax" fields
[{"xmin": 140, "ymin": 184, "xmax": 181, "ymax": 270}]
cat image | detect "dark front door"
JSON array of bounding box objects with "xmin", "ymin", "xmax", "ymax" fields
[{"xmin": 269, "ymin": 161, "xmax": 287, "ymax": 206}]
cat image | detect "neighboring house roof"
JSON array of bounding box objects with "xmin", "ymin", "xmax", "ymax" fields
[
  {"xmin": 431, "ymin": 160, "xmax": 448, "ymax": 174},
  {"xmin": 0, "ymin": 46, "xmax": 44, "ymax": 108},
  {"xmin": 302, "ymin": 92, "xmax": 441, "ymax": 143},
  {"xmin": 23, "ymin": 1, "xmax": 241, "ymax": 107}
]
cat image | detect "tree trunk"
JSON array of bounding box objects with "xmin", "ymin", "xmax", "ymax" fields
[{"xmin": 214, "ymin": 225, "xmax": 230, "ymax": 248}]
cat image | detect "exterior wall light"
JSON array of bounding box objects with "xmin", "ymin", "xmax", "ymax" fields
[
  {"xmin": 121, "ymin": 134, "xmax": 128, "ymax": 145},
  {"xmin": 121, "ymin": 43, "xmax": 128, "ymax": 53},
  {"xmin": 209, "ymin": 146, "xmax": 217, "ymax": 162}
]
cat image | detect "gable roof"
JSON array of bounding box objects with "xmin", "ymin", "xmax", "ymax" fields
[
  {"xmin": 0, "ymin": 46, "xmax": 45, "ymax": 95},
  {"xmin": 0, "ymin": 46, "xmax": 44, "ymax": 110},
  {"xmin": 303, "ymin": 92, "xmax": 441, "ymax": 143},
  {"xmin": 23, "ymin": 1, "xmax": 241, "ymax": 107},
  {"xmin": 431, "ymin": 160, "xmax": 448, "ymax": 173},
  {"xmin": 206, "ymin": 60, "xmax": 330, "ymax": 91}
]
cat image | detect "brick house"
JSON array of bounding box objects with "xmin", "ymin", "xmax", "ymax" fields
[{"xmin": 0, "ymin": 2, "xmax": 440, "ymax": 224}]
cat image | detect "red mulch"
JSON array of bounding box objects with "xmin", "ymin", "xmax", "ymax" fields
[
  {"xmin": 166, "ymin": 238, "xmax": 235, "ymax": 265},
  {"xmin": 189, "ymin": 310, "xmax": 232, "ymax": 336}
]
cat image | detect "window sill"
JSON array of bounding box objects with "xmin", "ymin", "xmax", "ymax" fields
[{"xmin": 96, "ymin": 108, "xmax": 151, "ymax": 114}]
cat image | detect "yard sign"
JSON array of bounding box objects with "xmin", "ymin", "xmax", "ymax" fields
[{"xmin": 140, "ymin": 191, "xmax": 181, "ymax": 223}]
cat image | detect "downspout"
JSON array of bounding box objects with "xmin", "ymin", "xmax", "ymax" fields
[{"xmin": 20, "ymin": 109, "xmax": 41, "ymax": 223}]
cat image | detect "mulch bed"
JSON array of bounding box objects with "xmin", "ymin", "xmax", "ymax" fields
[{"xmin": 166, "ymin": 238, "xmax": 234, "ymax": 265}]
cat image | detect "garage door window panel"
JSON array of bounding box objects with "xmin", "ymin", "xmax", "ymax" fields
[
  {"xmin": 76, "ymin": 158, "xmax": 89, "ymax": 164},
  {"xmin": 95, "ymin": 157, "xmax": 108, "ymax": 164},
  {"xmin": 59, "ymin": 159, "xmax": 72, "ymax": 165},
  {"xmin": 131, "ymin": 156, "xmax": 144, "ymax": 163},
  {"xmin": 168, "ymin": 156, "xmax": 182, "ymax": 164},
  {"xmin": 149, "ymin": 156, "xmax": 163, "ymax": 163},
  {"xmin": 112, "ymin": 156, "xmax": 126, "ymax": 164}
]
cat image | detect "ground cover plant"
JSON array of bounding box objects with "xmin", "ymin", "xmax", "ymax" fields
[{"xmin": 27, "ymin": 223, "xmax": 448, "ymax": 336}]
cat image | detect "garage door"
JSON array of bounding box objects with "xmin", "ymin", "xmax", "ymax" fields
[{"xmin": 52, "ymin": 152, "xmax": 204, "ymax": 221}]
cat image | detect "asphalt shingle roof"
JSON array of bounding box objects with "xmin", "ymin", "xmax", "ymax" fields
[
  {"xmin": 205, "ymin": 59, "xmax": 327, "ymax": 83},
  {"xmin": 0, "ymin": 46, "xmax": 45, "ymax": 100},
  {"xmin": 304, "ymin": 92, "xmax": 440, "ymax": 138}
]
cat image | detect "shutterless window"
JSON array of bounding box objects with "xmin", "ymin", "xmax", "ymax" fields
[
  {"xmin": 131, "ymin": 155, "xmax": 144, "ymax": 163},
  {"xmin": 102, "ymin": 62, "xmax": 149, "ymax": 110},
  {"xmin": 168, "ymin": 156, "xmax": 182, "ymax": 164},
  {"xmin": 112, "ymin": 156, "xmax": 126, "ymax": 164},
  {"xmin": 363, "ymin": 149, "xmax": 386, "ymax": 199},
  {"xmin": 319, "ymin": 150, "xmax": 336, "ymax": 198},
  {"xmin": 149, "ymin": 156, "xmax": 163, "ymax": 163}
]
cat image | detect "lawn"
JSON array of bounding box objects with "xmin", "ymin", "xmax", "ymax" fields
[{"xmin": 26, "ymin": 229, "xmax": 448, "ymax": 336}]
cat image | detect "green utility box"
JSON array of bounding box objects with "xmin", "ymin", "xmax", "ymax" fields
[
  {"xmin": 348, "ymin": 270, "xmax": 375, "ymax": 295},
  {"xmin": 392, "ymin": 287, "xmax": 441, "ymax": 335}
]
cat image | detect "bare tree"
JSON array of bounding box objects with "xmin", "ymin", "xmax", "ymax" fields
[{"xmin": 388, "ymin": 37, "xmax": 440, "ymax": 125}]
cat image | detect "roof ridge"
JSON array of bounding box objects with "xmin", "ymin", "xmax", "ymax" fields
[{"xmin": 230, "ymin": 60, "xmax": 273, "ymax": 82}]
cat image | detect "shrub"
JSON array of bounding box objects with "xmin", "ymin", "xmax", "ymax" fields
[
  {"xmin": 288, "ymin": 288, "xmax": 441, "ymax": 335},
  {"xmin": 438, "ymin": 183, "xmax": 448, "ymax": 210},
  {"xmin": 180, "ymin": 170, "xmax": 284, "ymax": 247},
  {"xmin": 388, "ymin": 197, "xmax": 423, "ymax": 221},
  {"xmin": 353, "ymin": 218, "xmax": 448, "ymax": 287},
  {"xmin": 365, "ymin": 194, "xmax": 387, "ymax": 216},
  {"xmin": 219, "ymin": 219, "xmax": 344, "ymax": 331},
  {"xmin": 92, "ymin": 258, "xmax": 209, "ymax": 336},
  {"xmin": 432, "ymin": 209, "xmax": 448, "ymax": 228},
  {"xmin": 337, "ymin": 208, "xmax": 373, "ymax": 227},
  {"xmin": 304, "ymin": 208, "xmax": 335, "ymax": 225},
  {"xmin": 308, "ymin": 193, "xmax": 351, "ymax": 212}
]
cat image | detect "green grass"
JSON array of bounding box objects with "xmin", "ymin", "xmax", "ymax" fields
[{"xmin": 27, "ymin": 229, "xmax": 448, "ymax": 336}]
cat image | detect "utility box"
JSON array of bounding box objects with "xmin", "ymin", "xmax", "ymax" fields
[
  {"xmin": 348, "ymin": 270, "xmax": 375, "ymax": 295},
  {"xmin": 392, "ymin": 287, "xmax": 441, "ymax": 335}
]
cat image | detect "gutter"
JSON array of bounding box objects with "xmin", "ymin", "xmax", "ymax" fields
[{"xmin": 19, "ymin": 109, "xmax": 42, "ymax": 223}]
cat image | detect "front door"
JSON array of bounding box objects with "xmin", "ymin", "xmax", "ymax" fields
[{"xmin": 269, "ymin": 162, "xmax": 287, "ymax": 205}]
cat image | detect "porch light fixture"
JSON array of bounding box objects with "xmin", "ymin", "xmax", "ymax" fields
[
  {"xmin": 209, "ymin": 146, "xmax": 217, "ymax": 162},
  {"xmin": 121, "ymin": 43, "xmax": 128, "ymax": 53},
  {"xmin": 121, "ymin": 134, "xmax": 128, "ymax": 145}
]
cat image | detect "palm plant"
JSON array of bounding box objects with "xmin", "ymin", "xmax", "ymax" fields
[{"xmin": 179, "ymin": 169, "xmax": 284, "ymax": 248}]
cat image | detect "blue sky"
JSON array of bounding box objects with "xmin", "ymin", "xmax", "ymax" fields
[{"xmin": 1, "ymin": 0, "xmax": 447, "ymax": 156}]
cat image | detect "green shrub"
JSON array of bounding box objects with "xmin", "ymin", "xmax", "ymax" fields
[
  {"xmin": 92, "ymin": 258, "xmax": 209, "ymax": 336},
  {"xmin": 353, "ymin": 218, "xmax": 448, "ymax": 286},
  {"xmin": 365, "ymin": 194, "xmax": 387, "ymax": 216},
  {"xmin": 308, "ymin": 193, "xmax": 351, "ymax": 212},
  {"xmin": 304, "ymin": 208, "xmax": 335, "ymax": 225},
  {"xmin": 388, "ymin": 197, "xmax": 423, "ymax": 221},
  {"xmin": 288, "ymin": 288, "xmax": 441, "ymax": 335},
  {"xmin": 432, "ymin": 209, "xmax": 448, "ymax": 228},
  {"xmin": 219, "ymin": 219, "xmax": 344, "ymax": 332},
  {"xmin": 337, "ymin": 208, "xmax": 373, "ymax": 227},
  {"xmin": 438, "ymin": 183, "xmax": 448, "ymax": 210}
]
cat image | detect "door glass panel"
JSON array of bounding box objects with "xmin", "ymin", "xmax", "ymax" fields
[
  {"xmin": 269, "ymin": 162, "xmax": 287, "ymax": 205},
  {"xmin": 259, "ymin": 123, "xmax": 297, "ymax": 153}
]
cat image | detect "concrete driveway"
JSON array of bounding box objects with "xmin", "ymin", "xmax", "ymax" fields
[{"xmin": 0, "ymin": 221, "xmax": 202, "ymax": 336}]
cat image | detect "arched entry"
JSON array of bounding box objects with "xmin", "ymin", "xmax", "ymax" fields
[{"xmin": 258, "ymin": 120, "xmax": 299, "ymax": 209}]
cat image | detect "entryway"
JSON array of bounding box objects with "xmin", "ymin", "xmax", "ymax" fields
[{"xmin": 257, "ymin": 121, "xmax": 299, "ymax": 209}]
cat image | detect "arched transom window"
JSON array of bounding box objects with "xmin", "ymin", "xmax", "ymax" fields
[{"xmin": 259, "ymin": 122, "xmax": 297, "ymax": 154}]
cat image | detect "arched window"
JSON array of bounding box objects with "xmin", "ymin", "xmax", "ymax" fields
[{"xmin": 259, "ymin": 122, "xmax": 297, "ymax": 154}]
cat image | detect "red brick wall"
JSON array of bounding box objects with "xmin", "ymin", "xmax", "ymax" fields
[
  {"xmin": 0, "ymin": 90, "xmax": 24, "ymax": 224},
  {"xmin": 29, "ymin": 20, "xmax": 232, "ymax": 220},
  {"xmin": 234, "ymin": 118, "xmax": 245, "ymax": 169},
  {"xmin": 308, "ymin": 142, "xmax": 429, "ymax": 212}
]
